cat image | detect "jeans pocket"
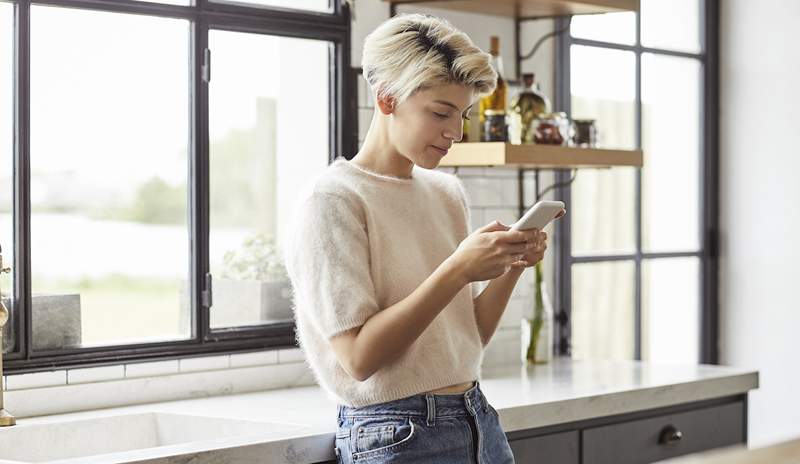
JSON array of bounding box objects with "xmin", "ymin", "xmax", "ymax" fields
[{"xmin": 351, "ymin": 416, "xmax": 417, "ymax": 460}]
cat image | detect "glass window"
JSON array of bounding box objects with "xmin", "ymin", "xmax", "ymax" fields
[
  {"xmin": 208, "ymin": 30, "xmax": 329, "ymax": 329},
  {"xmin": 210, "ymin": 0, "xmax": 330, "ymax": 13},
  {"xmin": 570, "ymin": 11, "xmax": 636, "ymax": 45},
  {"xmin": 642, "ymin": 257, "xmax": 700, "ymax": 364},
  {"xmin": 571, "ymin": 45, "xmax": 637, "ymax": 256},
  {"xmin": 641, "ymin": 0, "xmax": 701, "ymax": 53},
  {"xmin": 1, "ymin": 1, "xmax": 13, "ymax": 355},
  {"xmin": 571, "ymin": 261, "xmax": 636, "ymax": 360},
  {"xmin": 642, "ymin": 53, "xmax": 702, "ymax": 252},
  {"xmin": 30, "ymin": 6, "xmax": 191, "ymax": 349}
]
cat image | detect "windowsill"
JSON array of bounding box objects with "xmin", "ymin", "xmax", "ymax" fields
[{"xmin": 1, "ymin": 347, "xmax": 314, "ymax": 419}]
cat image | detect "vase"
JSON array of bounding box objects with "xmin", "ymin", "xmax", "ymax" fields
[{"xmin": 521, "ymin": 261, "xmax": 554, "ymax": 365}]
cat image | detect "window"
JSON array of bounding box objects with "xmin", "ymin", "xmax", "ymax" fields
[
  {"xmin": 1, "ymin": 1, "xmax": 12, "ymax": 355},
  {"xmin": 557, "ymin": 0, "xmax": 716, "ymax": 364},
  {"xmin": 2, "ymin": 0, "xmax": 351, "ymax": 371},
  {"xmin": 30, "ymin": 6, "xmax": 191, "ymax": 349},
  {"xmin": 207, "ymin": 30, "xmax": 330, "ymax": 329}
]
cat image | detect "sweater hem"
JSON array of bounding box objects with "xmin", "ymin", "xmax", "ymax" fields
[{"xmin": 336, "ymin": 369, "xmax": 481, "ymax": 408}]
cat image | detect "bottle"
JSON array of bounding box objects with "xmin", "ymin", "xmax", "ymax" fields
[
  {"xmin": 479, "ymin": 36, "xmax": 507, "ymax": 140},
  {"xmin": 510, "ymin": 73, "xmax": 552, "ymax": 144},
  {"xmin": 521, "ymin": 261, "xmax": 554, "ymax": 365}
]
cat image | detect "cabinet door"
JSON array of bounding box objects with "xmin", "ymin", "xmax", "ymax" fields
[
  {"xmin": 509, "ymin": 431, "xmax": 580, "ymax": 464},
  {"xmin": 582, "ymin": 401, "xmax": 745, "ymax": 464}
]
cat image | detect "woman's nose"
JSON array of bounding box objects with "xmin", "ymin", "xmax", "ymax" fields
[{"xmin": 444, "ymin": 120, "xmax": 463, "ymax": 142}]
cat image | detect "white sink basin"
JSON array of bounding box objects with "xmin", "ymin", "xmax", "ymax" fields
[{"xmin": 0, "ymin": 412, "xmax": 306, "ymax": 463}]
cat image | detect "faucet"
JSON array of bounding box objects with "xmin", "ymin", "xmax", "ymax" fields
[{"xmin": 0, "ymin": 244, "xmax": 15, "ymax": 426}]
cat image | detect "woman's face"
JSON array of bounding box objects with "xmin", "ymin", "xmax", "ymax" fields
[{"xmin": 387, "ymin": 82, "xmax": 474, "ymax": 169}]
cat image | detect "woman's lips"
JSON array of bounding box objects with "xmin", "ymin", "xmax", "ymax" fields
[{"xmin": 431, "ymin": 145, "xmax": 449, "ymax": 155}]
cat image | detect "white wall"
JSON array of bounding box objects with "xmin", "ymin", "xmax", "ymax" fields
[{"xmin": 719, "ymin": 0, "xmax": 800, "ymax": 448}]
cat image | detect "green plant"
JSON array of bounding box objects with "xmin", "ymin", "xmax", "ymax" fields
[
  {"xmin": 525, "ymin": 260, "xmax": 547, "ymax": 364},
  {"xmin": 220, "ymin": 232, "xmax": 287, "ymax": 281}
]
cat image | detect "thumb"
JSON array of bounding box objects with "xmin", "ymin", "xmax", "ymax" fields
[{"xmin": 479, "ymin": 220, "xmax": 509, "ymax": 232}]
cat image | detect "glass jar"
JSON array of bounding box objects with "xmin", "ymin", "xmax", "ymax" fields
[
  {"xmin": 533, "ymin": 112, "xmax": 570, "ymax": 145},
  {"xmin": 571, "ymin": 119, "xmax": 598, "ymax": 148},
  {"xmin": 482, "ymin": 109, "xmax": 507, "ymax": 142}
]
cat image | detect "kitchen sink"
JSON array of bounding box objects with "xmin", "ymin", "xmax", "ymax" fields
[{"xmin": 0, "ymin": 412, "xmax": 306, "ymax": 463}]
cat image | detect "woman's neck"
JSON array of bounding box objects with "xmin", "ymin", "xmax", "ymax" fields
[{"xmin": 351, "ymin": 115, "xmax": 414, "ymax": 179}]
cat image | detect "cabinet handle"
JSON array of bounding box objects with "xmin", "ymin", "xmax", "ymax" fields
[{"xmin": 658, "ymin": 424, "xmax": 683, "ymax": 445}]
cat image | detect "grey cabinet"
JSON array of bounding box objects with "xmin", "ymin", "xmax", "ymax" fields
[
  {"xmin": 509, "ymin": 430, "xmax": 580, "ymax": 464},
  {"xmin": 508, "ymin": 396, "xmax": 747, "ymax": 464},
  {"xmin": 582, "ymin": 402, "xmax": 745, "ymax": 464}
]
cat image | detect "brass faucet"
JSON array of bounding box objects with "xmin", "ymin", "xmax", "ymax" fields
[{"xmin": 0, "ymin": 245, "xmax": 15, "ymax": 427}]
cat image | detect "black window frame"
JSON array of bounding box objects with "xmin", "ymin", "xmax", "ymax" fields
[
  {"xmin": 552, "ymin": 0, "xmax": 720, "ymax": 364},
  {"xmin": 4, "ymin": 0, "xmax": 356, "ymax": 373}
]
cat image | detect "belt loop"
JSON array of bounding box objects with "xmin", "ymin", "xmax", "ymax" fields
[{"xmin": 425, "ymin": 393, "xmax": 436, "ymax": 426}]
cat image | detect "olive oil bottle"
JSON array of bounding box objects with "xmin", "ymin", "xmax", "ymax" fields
[{"xmin": 479, "ymin": 36, "xmax": 507, "ymax": 140}]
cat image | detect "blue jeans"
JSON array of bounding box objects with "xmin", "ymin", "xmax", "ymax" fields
[{"xmin": 334, "ymin": 380, "xmax": 515, "ymax": 463}]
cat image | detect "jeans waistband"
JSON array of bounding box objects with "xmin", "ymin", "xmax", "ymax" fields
[{"xmin": 337, "ymin": 380, "xmax": 489, "ymax": 420}]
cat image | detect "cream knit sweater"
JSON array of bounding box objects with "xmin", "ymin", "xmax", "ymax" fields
[{"xmin": 283, "ymin": 156, "xmax": 484, "ymax": 408}]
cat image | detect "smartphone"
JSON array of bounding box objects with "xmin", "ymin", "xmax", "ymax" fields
[{"xmin": 509, "ymin": 200, "xmax": 566, "ymax": 231}]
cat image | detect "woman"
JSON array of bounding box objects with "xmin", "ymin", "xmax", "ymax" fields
[{"xmin": 284, "ymin": 13, "xmax": 560, "ymax": 463}]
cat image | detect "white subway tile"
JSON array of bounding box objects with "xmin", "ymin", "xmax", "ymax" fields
[
  {"xmin": 500, "ymin": 296, "xmax": 527, "ymax": 330},
  {"xmin": 454, "ymin": 167, "xmax": 485, "ymax": 177},
  {"xmin": 277, "ymin": 347, "xmax": 305, "ymax": 364},
  {"xmin": 68, "ymin": 365, "xmax": 125, "ymax": 385},
  {"xmin": 5, "ymin": 370, "xmax": 67, "ymax": 391},
  {"xmin": 468, "ymin": 207, "xmax": 485, "ymax": 233},
  {"xmin": 124, "ymin": 360, "xmax": 180, "ymax": 379},
  {"xmin": 482, "ymin": 327, "xmax": 521, "ymax": 368},
  {"xmin": 179, "ymin": 355, "xmax": 229, "ymax": 373},
  {"xmin": 230, "ymin": 350, "xmax": 279, "ymax": 368}
]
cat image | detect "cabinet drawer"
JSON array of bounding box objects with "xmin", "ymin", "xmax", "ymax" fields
[
  {"xmin": 582, "ymin": 401, "xmax": 745, "ymax": 464},
  {"xmin": 510, "ymin": 430, "xmax": 580, "ymax": 464}
]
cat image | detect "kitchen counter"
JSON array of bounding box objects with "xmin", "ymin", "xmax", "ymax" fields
[{"xmin": 0, "ymin": 358, "xmax": 759, "ymax": 463}]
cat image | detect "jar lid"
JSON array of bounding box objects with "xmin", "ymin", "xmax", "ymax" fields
[
  {"xmin": 536, "ymin": 111, "xmax": 568, "ymax": 120},
  {"xmin": 484, "ymin": 109, "xmax": 506, "ymax": 116},
  {"xmin": 573, "ymin": 118, "xmax": 596, "ymax": 123}
]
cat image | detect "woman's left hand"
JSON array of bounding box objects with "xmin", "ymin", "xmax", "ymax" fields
[{"xmin": 507, "ymin": 208, "xmax": 565, "ymax": 269}]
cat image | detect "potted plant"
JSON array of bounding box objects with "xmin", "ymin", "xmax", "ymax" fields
[{"xmin": 211, "ymin": 232, "xmax": 293, "ymax": 328}]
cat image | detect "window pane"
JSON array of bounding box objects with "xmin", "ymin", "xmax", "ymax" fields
[
  {"xmin": 1, "ymin": 1, "xmax": 13, "ymax": 355},
  {"xmin": 641, "ymin": 0, "xmax": 701, "ymax": 53},
  {"xmin": 210, "ymin": 0, "xmax": 330, "ymax": 13},
  {"xmin": 30, "ymin": 6, "xmax": 191, "ymax": 349},
  {"xmin": 571, "ymin": 45, "xmax": 636, "ymax": 150},
  {"xmin": 571, "ymin": 45, "xmax": 636, "ymax": 256},
  {"xmin": 642, "ymin": 257, "xmax": 699, "ymax": 364},
  {"xmin": 642, "ymin": 54, "xmax": 701, "ymax": 252},
  {"xmin": 570, "ymin": 11, "xmax": 636, "ymax": 45},
  {"xmin": 208, "ymin": 30, "xmax": 329, "ymax": 329},
  {"xmin": 571, "ymin": 261, "xmax": 635, "ymax": 360}
]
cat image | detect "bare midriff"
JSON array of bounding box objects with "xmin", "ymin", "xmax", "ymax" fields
[{"xmin": 424, "ymin": 380, "xmax": 475, "ymax": 395}]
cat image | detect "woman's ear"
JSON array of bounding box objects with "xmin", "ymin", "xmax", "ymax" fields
[{"xmin": 376, "ymin": 93, "xmax": 395, "ymax": 115}]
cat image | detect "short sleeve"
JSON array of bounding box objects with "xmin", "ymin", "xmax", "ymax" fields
[{"xmin": 284, "ymin": 192, "xmax": 380, "ymax": 339}]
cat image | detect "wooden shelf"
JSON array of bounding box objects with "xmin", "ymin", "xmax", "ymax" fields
[
  {"xmin": 386, "ymin": 0, "xmax": 636, "ymax": 18},
  {"xmin": 438, "ymin": 142, "xmax": 642, "ymax": 169}
]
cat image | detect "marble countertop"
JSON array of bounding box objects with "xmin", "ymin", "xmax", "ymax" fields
[{"xmin": 3, "ymin": 358, "xmax": 760, "ymax": 464}]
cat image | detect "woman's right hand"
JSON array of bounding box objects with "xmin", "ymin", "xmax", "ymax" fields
[{"xmin": 450, "ymin": 220, "xmax": 532, "ymax": 283}]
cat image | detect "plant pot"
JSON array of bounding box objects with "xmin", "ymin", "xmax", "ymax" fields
[
  {"xmin": 2, "ymin": 294, "xmax": 82, "ymax": 353},
  {"xmin": 178, "ymin": 278, "xmax": 292, "ymax": 331}
]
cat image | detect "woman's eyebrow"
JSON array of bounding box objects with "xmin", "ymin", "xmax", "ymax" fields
[{"xmin": 433, "ymin": 99, "xmax": 473, "ymax": 112}]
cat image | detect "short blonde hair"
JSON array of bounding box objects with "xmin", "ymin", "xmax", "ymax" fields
[{"xmin": 361, "ymin": 13, "xmax": 497, "ymax": 106}]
